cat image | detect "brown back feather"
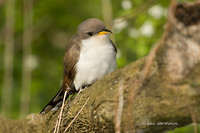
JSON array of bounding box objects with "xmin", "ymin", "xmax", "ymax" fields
[{"xmin": 62, "ymin": 34, "xmax": 81, "ymax": 90}]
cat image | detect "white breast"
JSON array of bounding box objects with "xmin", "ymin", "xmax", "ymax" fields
[{"xmin": 74, "ymin": 34, "xmax": 116, "ymax": 90}]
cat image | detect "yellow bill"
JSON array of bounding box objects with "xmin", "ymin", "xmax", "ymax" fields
[{"xmin": 98, "ymin": 30, "xmax": 112, "ymax": 35}]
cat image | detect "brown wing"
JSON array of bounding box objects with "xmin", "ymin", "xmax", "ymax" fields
[
  {"xmin": 62, "ymin": 34, "xmax": 80, "ymax": 90},
  {"xmin": 40, "ymin": 35, "xmax": 80, "ymax": 115},
  {"xmin": 110, "ymin": 40, "xmax": 117, "ymax": 53}
]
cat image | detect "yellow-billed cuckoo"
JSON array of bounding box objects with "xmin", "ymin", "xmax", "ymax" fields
[{"xmin": 40, "ymin": 18, "xmax": 117, "ymax": 114}]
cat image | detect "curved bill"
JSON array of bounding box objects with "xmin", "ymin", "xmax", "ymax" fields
[{"xmin": 98, "ymin": 29, "xmax": 112, "ymax": 35}]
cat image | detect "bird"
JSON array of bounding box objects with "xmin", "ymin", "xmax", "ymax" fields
[{"xmin": 40, "ymin": 18, "xmax": 117, "ymax": 115}]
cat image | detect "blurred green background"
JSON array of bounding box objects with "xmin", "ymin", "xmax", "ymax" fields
[{"xmin": 0, "ymin": 0, "xmax": 199, "ymax": 132}]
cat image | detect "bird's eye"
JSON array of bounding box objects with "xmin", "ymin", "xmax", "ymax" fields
[{"xmin": 88, "ymin": 32, "xmax": 93, "ymax": 36}]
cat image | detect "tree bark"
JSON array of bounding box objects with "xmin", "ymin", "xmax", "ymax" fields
[
  {"xmin": 1, "ymin": 1, "xmax": 200, "ymax": 133},
  {"xmin": 1, "ymin": 0, "xmax": 15, "ymax": 118},
  {"xmin": 20, "ymin": 0, "xmax": 33, "ymax": 117}
]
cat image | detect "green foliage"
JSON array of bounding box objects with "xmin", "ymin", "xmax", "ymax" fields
[{"xmin": 168, "ymin": 124, "xmax": 200, "ymax": 133}]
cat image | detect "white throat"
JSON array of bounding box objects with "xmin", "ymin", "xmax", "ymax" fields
[{"xmin": 74, "ymin": 34, "xmax": 116, "ymax": 90}]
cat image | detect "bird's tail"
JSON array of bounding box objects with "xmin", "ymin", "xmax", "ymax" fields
[{"xmin": 40, "ymin": 87, "xmax": 76, "ymax": 115}]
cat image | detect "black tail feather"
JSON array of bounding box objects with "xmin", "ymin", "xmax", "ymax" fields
[{"xmin": 40, "ymin": 88, "xmax": 76, "ymax": 115}]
